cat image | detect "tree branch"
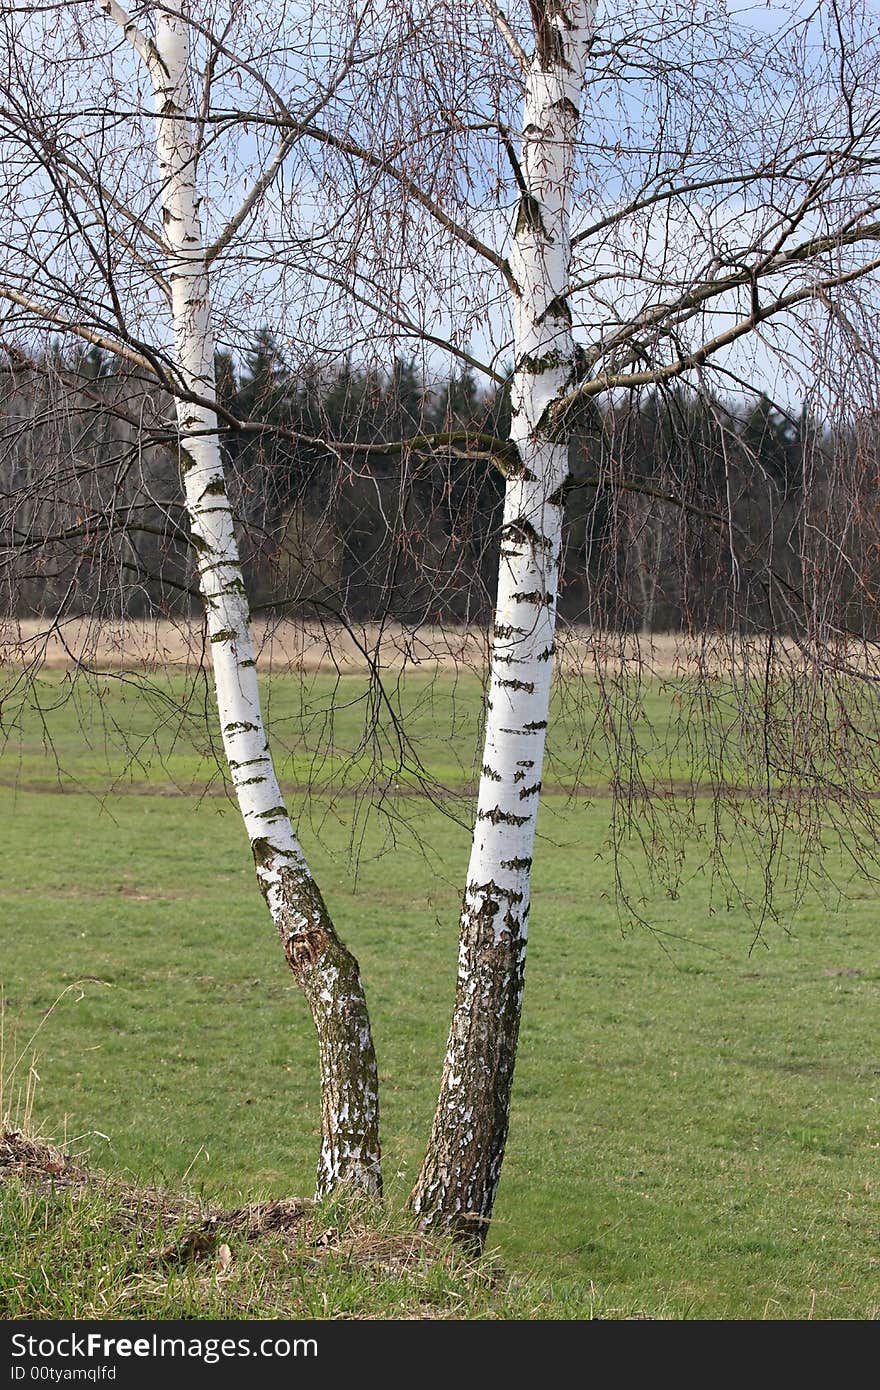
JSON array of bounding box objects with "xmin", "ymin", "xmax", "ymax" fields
[
  {"xmin": 205, "ymin": 14, "xmax": 367, "ymax": 266},
  {"xmin": 557, "ymin": 250, "xmax": 880, "ymax": 421},
  {"xmin": 579, "ymin": 216, "xmax": 880, "ymax": 378},
  {"xmin": 478, "ymin": 0, "xmax": 530, "ymax": 72},
  {"xmin": 96, "ymin": 0, "xmax": 163, "ymax": 79},
  {"xmin": 0, "ymin": 285, "xmax": 154, "ymax": 372},
  {"xmin": 292, "ymin": 122, "xmax": 513, "ymax": 283}
]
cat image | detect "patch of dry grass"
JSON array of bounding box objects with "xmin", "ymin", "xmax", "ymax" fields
[
  {"xmin": 1, "ymin": 1129, "xmax": 517, "ymax": 1320},
  {"xmin": 5, "ymin": 614, "xmax": 862, "ymax": 681}
]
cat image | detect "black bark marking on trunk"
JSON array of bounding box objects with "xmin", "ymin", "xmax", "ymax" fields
[
  {"xmin": 550, "ymin": 96, "xmax": 580, "ymax": 120},
  {"xmin": 517, "ymin": 349, "xmax": 565, "ymax": 375},
  {"xmin": 250, "ymin": 836, "xmax": 298, "ymax": 862},
  {"xmin": 496, "ymin": 677, "xmax": 536, "ymax": 693},
  {"xmin": 477, "ymin": 806, "xmax": 530, "ymax": 826},
  {"xmin": 197, "ymin": 558, "xmax": 235, "ymax": 573},
  {"xmin": 546, "ymin": 482, "xmax": 569, "ymax": 507},
  {"xmin": 536, "ymin": 644, "xmax": 556, "ymax": 661},
  {"xmin": 286, "ymin": 924, "xmax": 329, "ymax": 969},
  {"xmin": 498, "ymin": 458, "xmax": 533, "ymax": 481},
  {"xmin": 500, "ymin": 856, "xmax": 533, "ymax": 871},
  {"xmin": 210, "ymin": 628, "xmax": 235, "ymax": 643},
  {"xmin": 517, "ymin": 759, "xmax": 535, "ymax": 767},
  {"xmin": 523, "ymin": 720, "xmax": 548, "ymax": 731},
  {"xmin": 500, "ymin": 517, "xmax": 554, "ymax": 550},
  {"xmin": 224, "ymin": 720, "xmax": 259, "ymax": 734},
  {"xmin": 538, "ymin": 294, "xmax": 573, "ymax": 326},
  {"xmin": 531, "ymin": 2, "xmax": 576, "ymax": 68},
  {"xmin": 467, "ymin": 879, "xmax": 524, "ymax": 905},
  {"xmin": 481, "ymin": 763, "xmax": 503, "ymax": 781},
  {"xmin": 510, "ymin": 590, "xmax": 547, "ymax": 605},
  {"xmin": 514, "ymin": 192, "xmax": 548, "ymax": 239},
  {"xmin": 255, "ymin": 804, "xmax": 289, "ymax": 820},
  {"xmin": 518, "ymin": 782, "xmax": 542, "ymax": 799}
]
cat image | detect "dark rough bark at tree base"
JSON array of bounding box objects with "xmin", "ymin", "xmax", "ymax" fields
[
  {"xmin": 288, "ymin": 928, "xmax": 383, "ymax": 1200},
  {"xmin": 409, "ymin": 902, "xmax": 526, "ymax": 1248},
  {"xmin": 255, "ymin": 846, "xmax": 382, "ymax": 1199}
]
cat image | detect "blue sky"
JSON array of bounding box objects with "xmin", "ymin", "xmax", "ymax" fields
[{"xmin": 2, "ymin": 0, "xmax": 879, "ymax": 414}]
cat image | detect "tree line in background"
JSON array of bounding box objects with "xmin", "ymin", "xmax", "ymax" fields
[{"xmin": 5, "ymin": 334, "xmax": 878, "ymax": 639}]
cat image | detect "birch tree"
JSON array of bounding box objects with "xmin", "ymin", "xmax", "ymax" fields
[
  {"xmin": 405, "ymin": 0, "xmax": 600, "ymax": 1239},
  {"xmin": 1, "ymin": 0, "xmax": 383, "ymax": 1197},
  {"xmin": 131, "ymin": 2, "xmax": 384, "ymax": 1198},
  {"xmin": 309, "ymin": 0, "xmax": 880, "ymax": 1242},
  {"xmin": 415, "ymin": 0, "xmax": 879, "ymax": 1242}
]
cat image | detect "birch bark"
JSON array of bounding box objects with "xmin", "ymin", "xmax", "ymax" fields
[
  {"xmin": 411, "ymin": 0, "xmax": 595, "ymax": 1243},
  {"xmin": 102, "ymin": 0, "xmax": 381, "ymax": 1197}
]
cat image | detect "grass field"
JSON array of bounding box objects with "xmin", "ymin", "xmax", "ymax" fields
[{"xmin": 1, "ymin": 664, "xmax": 878, "ymax": 1318}]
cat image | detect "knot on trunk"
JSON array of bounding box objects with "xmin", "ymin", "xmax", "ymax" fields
[{"xmin": 285, "ymin": 927, "xmax": 330, "ymax": 975}]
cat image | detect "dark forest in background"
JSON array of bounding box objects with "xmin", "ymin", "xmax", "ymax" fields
[{"xmin": 3, "ymin": 333, "xmax": 879, "ymax": 638}]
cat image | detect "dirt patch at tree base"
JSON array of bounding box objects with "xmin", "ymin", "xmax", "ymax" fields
[{"xmin": 0, "ymin": 1129, "xmax": 444, "ymax": 1278}]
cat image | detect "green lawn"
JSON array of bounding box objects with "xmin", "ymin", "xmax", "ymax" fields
[{"xmin": 1, "ymin": 670, "xmax": 878, "ymax": 1318}]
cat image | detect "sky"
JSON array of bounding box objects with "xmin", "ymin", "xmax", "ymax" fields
[{"xmin": 2, "ymin": 0, "xmax": 879, "ymax": 414}]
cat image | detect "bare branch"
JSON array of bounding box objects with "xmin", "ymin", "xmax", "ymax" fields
[
  {"xmin": 580, "ymin": 217, "xmax": 880, "ymax": 376},
  {"xmin": 0, "ymin": 284, "xmax": 154, "ymax": 371},
  {"xmin": 559, "ymin": 251, "xmax": 880, "ymax": 417},
  {"xmin": 96, "ymin": 0, "xmax": 162, "ymax": 78},
  {"xmin": 294, "ymin": 121, "xmax": 513, "ymax": 283},
  {"xmin": 478, "ymin": 0, "xmax": 530, "ymax": 73}
]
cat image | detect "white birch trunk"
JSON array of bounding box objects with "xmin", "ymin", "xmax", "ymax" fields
[
  {"xmin": 117, "ymin": 2, "xmax": 381, "ymax": 1197},
  {"xmin": 412, "ymin": 1, "xmax": 595, "ymax": 1243}
]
